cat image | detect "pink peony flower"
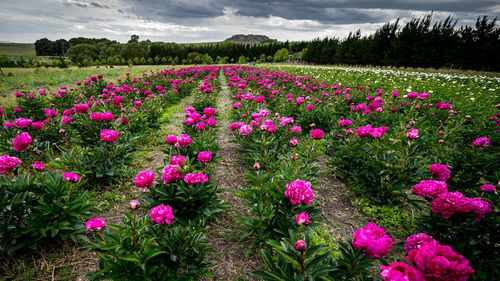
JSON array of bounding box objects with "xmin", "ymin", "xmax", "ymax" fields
[
  {"xmin": 195, "ymin": 122, "xmax": 206, "ymax": 130},
  {"xmin": 480, "ymin": 184, "xmax": 496, "ymax": 192},
  {"xmin": 469, "ymin": 197, "xmax": 492, "ymax": 222},
  {"xmin": 295, "ymin": 212, "xmax": 311, "ymax": 226},
  {"xmin": 31, "ymin": 122, "xmax": 43, "ymax": 130},
  {"xmin": 63, "ymin": 172, "xmax": 80, "ymax": 182},
  {"xmin": 472, "ymin": 137, "xmax": 490, "ymax": 147},
  {"xmin": 431, "ymin": 192, "xmax": 476, "ymax": 219},
  {"xmin": 404, "ymin": 233, "xmax": 440, "ymax": 253},
  {"xmin": 101, "ymin": 112, "xmax": 114, "ymax": 122},
  {"xmin": 310, "ymin": 129, "xmax": 324, "ymax": 139},
  {"xmin": 285, "ymin": 180, "xmax": 315, "ymax": 205},
  {"xmin": 166, "ymin": 135, "xmax": 178, "ymax": 145},
  {"xmin": 371, "ymin": 126, "xmax": 387, "ymax": 138},
  {"xmin": 198, "ymin": 151, "xmax": 212, "ymax": 164},
  {"xmin": 177, "ymin": 134, "xmax": 192, "ymax": 147},
  {"xmin": 407, "ymin": 128, "xmax": 419, "ymax": 139},
  {"xmin": 14, "ymin": 117, "xmax": 33, "ymax": 128},
  {"xmin": 74, "ymin": 104, "xmax": 89, "ymax": 114},
  {"xmin": 338, "ymin": 119, "xmax": 353, "ymax": 127},
  {"xmin": 0, "ymin": 154, "xmax": 22, "ymax": 174},
  {"xmin": 100, "ymin": 129, "xmax": 119, "ymax": 143},
  {"xmin": 61, "ymin": 116, "xmax": 73, "ymax": 125},
  {"xmin": 44, "ymin": 109, "xmax": 58, "ymax": 118},
  {"xmin": 134, "ymin": 170, "xmax": 156, "ymax": 188},
  {"xmin": 184, "ymin": 172, "xmax": 209, "ymax": 184},
  {"xmin": 169, "ymin": 155, "xmax": 186, "ymax": 166},
  {"xmin": 203, "ymin": 107, "xmax": 216, "ymax": 118},
  {"xmin": 150, "ymin": 204, "xmax": 175, "ymax": 224},
  {"xmin": 161, "ymin": 165, "xmax": 183, "ymax": 184},
  {"xmin": 380, "ymin": 262, "xmax": 425, "ymax": 281},
  {"xmin": 85, "ymin": 218, "xmax": 106, "ymax": 231},
  {"xmin": 289, "ymin": 138, "xmax": 298, "ymax": 147},
  {"xmin": 290, "ymin": 125, "xmax": 302, "ymax": 134},
  {"xmin": 232, "ymin": 102, "xmax": 242, "ymax": 109},
  {"xmin": 229, "ymin": 122, "xmax": 244, "ymax": 131},
  {"xmin": 407, "ymin": 243, "xmax": 474, "ymax": 281},
  {"xmin": 239, "ymin": 125, "xmax": 252, "ymax": 136},
  {"xmin": 13, "ymin": 132, "xmax": 33, "ymax": 152},
  {"xmin": 429, "ymin": 164, "xmax": 451, "ymax": 182},
  {"xmin": 356, "ymin": 125, "xmax": 373, "ymax": 137},
  {"xmin": 412, "ymin": 180, "xmax": 448, "ymax": 199},
  {"xmin": 33, "ymin": 161, "xmax": 45, "ymax": 171},
  {"xmin": 352, "ymin": 222, "xmax": 394, "ymax": 258},
  {"xmin": 63, "ymin": 109, "xmax": 75, "ymax": 116},
  {"xmin": 253, "ymin": 162, "xmax": 260, "ymax": 170}
]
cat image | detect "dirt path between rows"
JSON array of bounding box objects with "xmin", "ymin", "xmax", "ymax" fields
[{"xmin": 203, "ymin": 73, "xmax": 261, "ymax": 281}]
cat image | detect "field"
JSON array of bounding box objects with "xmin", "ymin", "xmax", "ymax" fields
[
  {"xmin": 0, "ymin": 64, "xmax": 498, "ymax": 281},
  {"xmin": 0, "ymin": 43, "xmax": 36, "ymax": 57}
]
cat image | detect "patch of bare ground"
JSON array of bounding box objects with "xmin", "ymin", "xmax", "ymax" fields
[
  {"xmin": 314, "ymin": 157, "xmax": 366, "ymax": 241},
  {"xmin": 202, "ymin": 73, "xmax": 261, "ymax": 281}
]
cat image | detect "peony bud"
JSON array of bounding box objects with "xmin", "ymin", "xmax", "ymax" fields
[
  {"xmin": 294, "ymin": 240, "xmax": 307, "ymax": 252},
  {"xmin": 253, "ymin": 163, "xmax": 260, "ymax": 170},
  {"xmin": 289, "ymin": 139, "xmax": 298, "ymax": 147},
  {"xmin": 59, "ymin": 129, "xmax": 66, "ymax": 134},
  {"xmin": 130, "ymin": 200, "xmax": 141, "ymax": 210}
]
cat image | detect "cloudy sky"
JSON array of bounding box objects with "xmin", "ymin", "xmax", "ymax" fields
[{"xmin": 1, "ymin": 0, "xmax": 498, "ymax": 43}]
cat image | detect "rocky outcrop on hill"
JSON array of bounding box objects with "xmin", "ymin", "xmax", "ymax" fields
[{"xmin": 224, "ymin": 34, "xmax": 276, "ymax": 46}]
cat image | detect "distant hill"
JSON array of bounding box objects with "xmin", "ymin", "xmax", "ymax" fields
[{"xmin": 224, "ymin": 34, "xmax": 276, "ymax": 46}]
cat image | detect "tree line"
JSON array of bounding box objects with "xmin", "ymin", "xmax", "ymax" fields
[
  {"xmin": 301, "ymin": 15, "xmax": 499, "ymax": 71},
  {"xmin": 27, "ymin": 14, "xmax": 500, "ymax": 71}
]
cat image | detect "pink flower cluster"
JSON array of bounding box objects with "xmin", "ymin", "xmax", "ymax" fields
[
  {"xmin": 0, "ymin": 154, "xmax": 21, "ymax": 174},
  {"xmin": 412, "ymin": 180, "xmax": 448, "ymax": 199},
  {"xmin": 198, "ymin": 151, "xmax": 212, "ymax": 164},
  {"xmin": 134, "ymin": 170, "xmax": 155, "ymax": 188},
  {"xmin": 239, "ymin": 124, "xmax": 252, "ymax": 135},
  {"xmin": 100, "ymin": 129, "xmax": 119, "ymax": 143},
  {"xmin": 480, "ymin": 184, "xmax": 496, "ymax": 192},
  {"xmin": 429, "ymin": 164, "xmax": 451, "ymax": 182},
  {"xmin": 161, "ymin": 165, "xmax": 183, "ymax": 184},
  {"xmin": 406, "ymin": 128, "xmax": 419, "ymax": 139},
  {"xmin": 404, "ymin": 233, "xmax": 439, "ymax": 253},
  {"xmin": 169, "ymin": 155, "xmax": 186, "ymax": 166},
  {"xmin": 13, "ymin": 132, "xmax": 33, "ymax": 152},
  {"xmin": 310, "ymin": 129, "xmax": 324, "ymax": 139},
  {"xmin": 472, "ymin": 137, "xmax": 490, "ymax": 147},
  {"xmin": 63, "ymin": 172, "xmax": 80, "ymax": 182},
  {"xmin": 353, "ymin": 222, "xmax": 394, "ymax": 258},
  {"xmin": 85, "ymin": 218, "xmax": 106, "ymax": 231},
  {"xmin": 184, "ymin": 172, "xmax": 209, "ymax": 184},
  {"xmin": 150, "ymin": 204, "xmax": 175, "ymax": 224},
  {"xmin": 284, "ymin": 179, "xmax": 315, "ymax": 205},
  {"xmin": 431, "ymin": 192, "xmax": 492, "ymax": 221},
  {"xmin": 295, "ymin": 212, "xmax": 311, "ymax": 226},
  {"xmin": 33, "ymin": 161, "xmax": 45, "ymax": 171},
  {"xmin": 380, "ymin": 262, "xmax": 424, "ymax": 281},
  {"xmin": 406, "ymin": 242, "xmax": 474, "ymax": 280}
]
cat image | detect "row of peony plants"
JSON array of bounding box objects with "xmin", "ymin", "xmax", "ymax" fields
[
  {"xmin": 84, "ymin": 68, "xmax": 229, "ymax": 280},
  {"xmin": 222, "ymin": 65, "xmax": 491, "ymax": 280},
  {"xmin": 0, "ymin": 66, "xmax": 220, "ymax": 256}
]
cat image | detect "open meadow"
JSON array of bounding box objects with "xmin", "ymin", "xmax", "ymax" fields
[{"xmin": 0, "ymin": 64, "xmax": 498, "ymax": 281}]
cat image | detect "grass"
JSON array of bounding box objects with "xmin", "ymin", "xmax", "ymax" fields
[
  {"xmin": 0, "ymin": 42, "xmax": 36, "ymax": 57},
  {"xmin": 0, "ymin": 65, "xmax": 182, "ymax": 107}
]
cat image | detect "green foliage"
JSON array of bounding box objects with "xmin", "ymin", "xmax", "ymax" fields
[
  {"xmin": 273, "ymin": 48, "xmax": 289, "ymax": 62},
  {"xmin": 0, "ymin": 172, "xmax": 93, "ymax": 254},
  {"xmin": 87, "ymin": 213, "xmax": 211, "ymax": 280}
]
